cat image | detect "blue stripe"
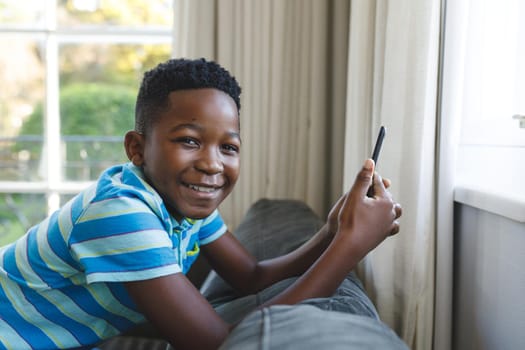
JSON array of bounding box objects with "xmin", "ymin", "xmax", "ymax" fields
[
  {"xmin": 26, "ymin": 220, "xmax": 78, "ymax": 289},
  {"xmin": 2, "ymin": 244, "xmax": 25, "ymax": 286},
  {"xmin": 70, "ymin": 192, "xmax": 86, "ymax": 221},
  {"xmin": 46, "ymin": 210, "xmax": 80, "ymax": 271},
  {"xmin": 71, "ymin": 212, "xmax": 164, "ymax": 243},
  {"xmin": 19, "ymin": 286, "xmax": 97, "ymax": 345},
  {"xmin": 0, "ymin": 286, "xmax": 56, "ymax": 349},
  {"xmin": 120, "ymin": 164, "xmax": 172, "ymax": 223},
  {"xmin": 122, "ymin": 166, "xmax": 148, "ymax": 192},
  {"xmin": 93, "ymin": 166, "xmax": 126, "ymax": 200},
  {"xmin": 62, "ymin": 284, "xmax": 136, "ymax": 332},
  {"xmin": 198, "ymin": 214, "xmax": 225, "ymax": 241},
  {"xmin": 47, "ymin": 233, "xmax": 81, "ymax": 275},
  {"xmin": 187, "ymin": 235, "xmax": 199, "ymax": 254},
  {"xmin": 95, "ymin": 164, "xmax": 147, "ymax": 200},
  {"xmin": 81, "ymin": 247, "xmax": 176, "ymax": 275},
  {"xmin": 107, "ymin": 282, "xmax": 136, "ymax": 311}
]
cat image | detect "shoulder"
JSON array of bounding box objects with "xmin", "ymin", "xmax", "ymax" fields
[
  {"xmin": 70, "ymin": 164, "xmax": 172, "ymax": 238},
  {"xmin": 91, "ymin": 163, "xmax": 170, "ymax": 218},
  {"xmin": 95, "ymin": 163, "xmax": 160, "ymax": 202},
  {"xmin": 189, "ymin": 210, "xmax": 227, "ymax": 245}
]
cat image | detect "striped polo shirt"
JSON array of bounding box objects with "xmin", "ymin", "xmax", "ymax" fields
[{"xmin": 0, "ymin": 163, "xmax": 227, "ymax": 349}]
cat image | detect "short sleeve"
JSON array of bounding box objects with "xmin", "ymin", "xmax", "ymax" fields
[
  {"xmin": 70, "ymin": 196, "xmax": 182, "ymax": 284},
  {"xmin": 198, "ymin": 210, "xmax": 227, "ymax": 245}
]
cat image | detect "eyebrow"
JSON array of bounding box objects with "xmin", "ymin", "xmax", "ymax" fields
[
  {"xmin": 229, "ymin": 131, "xmax": 242, "ymax": 143},
  {"xmin": 169, "ymin": 123, "xmax": 203, "ymax": 133},
  {"xmin": 169, "ymin": 123, "xmax": 241, "ymax": 141}
]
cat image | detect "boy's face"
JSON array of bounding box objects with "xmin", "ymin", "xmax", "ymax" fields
[{"xmin": 131, "ymin": 88, "xmax": 241, "ymax": 221}]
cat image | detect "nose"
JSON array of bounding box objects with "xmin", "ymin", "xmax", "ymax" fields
[{"xmin": 195, "ymin": 148, "xmax": 224, "ymax": 174}]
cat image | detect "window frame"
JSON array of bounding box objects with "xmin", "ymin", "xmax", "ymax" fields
[{"xmin": 0, "ymin": 2, "xmax": 174, "ymax": 215}]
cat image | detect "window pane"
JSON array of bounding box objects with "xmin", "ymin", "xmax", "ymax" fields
[
  {"xmin": 0, "ymin": 193, "xmax": 47, "ymax": 245},
  {"xmin": 59, "ymin": 42, "xmax": 171, "ymax": 180},
  {"xmin": 0, "ymin": 0, "xmax": 47, "ymax": 29},
  {"xmin": 460, "ymin": 0, "xmax": 525, "ymax": 146},
  {"xmin": 57, "ymin": 0, "xmax": 172, "ymax": 28},
  {"xmin": 0, "ymin": 35, "xmax": 45, "ymax": 181}
]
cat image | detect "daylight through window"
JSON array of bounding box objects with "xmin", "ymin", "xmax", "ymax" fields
[{"xmin": 0, "ymin": 0, "xmax": 173, "ymax": 244}]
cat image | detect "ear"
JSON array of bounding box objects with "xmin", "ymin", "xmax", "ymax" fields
[{"xmin": 124, "ymin": 131, "xmax": 145, "ymax": 166}]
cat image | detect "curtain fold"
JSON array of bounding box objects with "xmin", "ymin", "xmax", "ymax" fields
[
  {"xmin": 343, "ymin": 1, "xmax": 442, "ymax": 349},
  {"xmin": 433, "ymin": 1, "xmax": 466, "ymax": 349}
]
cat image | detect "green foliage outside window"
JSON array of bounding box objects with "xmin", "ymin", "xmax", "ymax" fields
[
  {"xmin": 1, "ymin": 0, "xmax": 172, "ymax": 244},
  {"xmin": 0, "ymin": 193, "xmax": 46, "ymax": 247},
  {"xmin": 17, "ymin": 83, "xmax": 136, "ymax": 181}
]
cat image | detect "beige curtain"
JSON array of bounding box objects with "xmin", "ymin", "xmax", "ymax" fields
[
  {"xmin": 173, "ymin": 1, "xmax": 446, "ymax": 349},
  {"xmin": 173, "ymin": 0, "xmax": 350, "ymax": 228},
  {"xmin": 343, "ymin": 1, "xmax": 442, "ymax": 349}
]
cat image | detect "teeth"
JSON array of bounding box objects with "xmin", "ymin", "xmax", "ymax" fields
[{"xmin": 189, "ymin": 184, "xmax": 216, "ymax": 193}]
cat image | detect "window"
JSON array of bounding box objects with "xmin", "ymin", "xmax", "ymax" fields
[
  {"xmin": 0, "ymin": 0, "xmax": 173, "ymax": 245},
  {"xmin": 459, "ymin": 0, "xmax": 525, "ymax": 146},
  {"xmin": 452, "ymin": 0, "xmax": 525, "ymax": 213}
]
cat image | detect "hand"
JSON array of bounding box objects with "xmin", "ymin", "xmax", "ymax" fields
[
  {"xmin": 335, "ymin": 159, "xmax": 402, "ymax": 258},
  {"xmin": 326, "ymin": 193, "xmax": 347, "ymax": 238},
  {"xmin": 326, "ymin": 171, "xmax": 393, "ymax": 238}
]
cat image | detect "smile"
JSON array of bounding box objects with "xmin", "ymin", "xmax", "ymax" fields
[{"xmin": 186, "ymin": 183, "xmax": 220, "ymax": 193}]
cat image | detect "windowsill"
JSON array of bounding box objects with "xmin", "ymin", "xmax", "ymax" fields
[
  {"xmin": 454, "ymin": 186, "xmax": 525, "ymax": 223},
  {"xmin": 454, "ymin": 144, "xmax": 525, "ymax": 223}
]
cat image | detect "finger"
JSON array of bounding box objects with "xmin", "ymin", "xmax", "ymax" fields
[
  {"xmin": 353, "ymin": 159, "xmax": 375, "ymax": 198},
  {"xmin": 393, "ymin": 203, "xmax": 403, "ymax": 219},
  {"xmin": 371, "ymin": 172, "xmax": 388, "ymax": 198},
  {"xmin": 389, "ymin": 221, "xmax": 400, "ymax": 236},
  {"xmin": 388, "ymin": 203, "xmax": 402, "ymax": 236},
  {"xmin": 335, "ymin": 192, "xmax": 348, "ymax": 211},
  {"xmin": 328, "ymin": 192, "xmax": 348, "ymax": 222},
  {"xmin": 382, "ymin": 177, "xmax": 391, "ymax": 189}
]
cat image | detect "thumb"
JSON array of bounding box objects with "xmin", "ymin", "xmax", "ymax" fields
[{"xmin": 352, "ymin": 158, "xmax": 375, "ymax": 197}]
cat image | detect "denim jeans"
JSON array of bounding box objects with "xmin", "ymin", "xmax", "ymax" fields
[
  {"xmin": 99, "ymin": 273, "xmax": 408, "ymax": 350},
  {"xmin": 203, "ymin": 269, "xmax": 407, "ymax": 350},
  {"xmin": 205, "ymin": 272, "xmax": 380, "ymax": 325},
  {"xmin": 220, "ymin": 304, "xmax": 408, "ymax": 350}
]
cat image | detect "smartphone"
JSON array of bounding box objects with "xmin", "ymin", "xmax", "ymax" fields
[
  {"xmin": 367, "ymin": 126, "xmax": 386, "ymax": 197},
  {"xmin": 371, "ymin": 125, "xmax": 386, "ymax": 166}
]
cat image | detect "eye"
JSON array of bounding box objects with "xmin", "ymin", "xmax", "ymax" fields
[
  {"xmin": 221, "ymin": 143, "xmax": 240, "ymax": 154},
  {"xmin": 174, "ymin": 137, "xmax": 199, "ymax": 148}
]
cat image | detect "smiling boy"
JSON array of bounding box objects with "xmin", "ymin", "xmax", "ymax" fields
[
  {"xmin": 127, "ymin": 87, "xmax": 241, "ymax": 222},
  {"xmin": 0, "ymin": 58, "xmax": 402, "ymax": 350}
]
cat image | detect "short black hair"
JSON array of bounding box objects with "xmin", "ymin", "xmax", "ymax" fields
[{"xmin": 134, "ymin": 57, "xmax": 242, "ymax": 134}]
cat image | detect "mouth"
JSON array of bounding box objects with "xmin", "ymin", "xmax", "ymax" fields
[{"xmin": 184, "ymin": 183, "xmax": 221, "ymax": 194}]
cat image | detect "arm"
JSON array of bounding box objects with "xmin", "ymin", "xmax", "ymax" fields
[
  {"xmin": 200, "ymin": 225, "xmax": 334, "ymax": 296},
  {"xmin": 203, "ymin": 159, "xmax": 400, "ymax": 298},
  {"xmin": 125, "ymin": 273, "xmax": 230, "ymax": 350}
]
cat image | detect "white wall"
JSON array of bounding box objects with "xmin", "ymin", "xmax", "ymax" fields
[{"xmin": 452, "ymin": 200, "xmax": 525, "ymax": 349}]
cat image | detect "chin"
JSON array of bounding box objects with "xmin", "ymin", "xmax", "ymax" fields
[
  {"xmin": 180, "ymin": 206, "xmax": 217, "ymax": 220},
  {"xmin": 167, "ymin": 199, "xmax": 223, "ymax": 221}
]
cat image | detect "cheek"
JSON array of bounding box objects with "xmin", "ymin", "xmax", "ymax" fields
[
  {"xmin": 226, "ymin": 157, "xmax": 241, "ymax": 181},
  {"xmin": 146, "ymin": 144, "xmax": 179, "ymax": 167},
  {"xmin": 142, "ymin": 146, "xmax": 173, "ymax": 181}
]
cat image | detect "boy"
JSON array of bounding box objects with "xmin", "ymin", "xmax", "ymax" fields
[{"xmin": 0, "ymin": 58, "xmax": 402, "ymax": 349}]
